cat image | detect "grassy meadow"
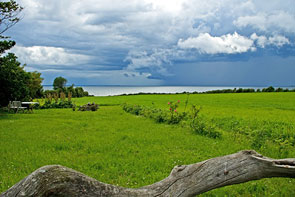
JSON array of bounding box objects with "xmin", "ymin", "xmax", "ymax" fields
[{"xmin": 1, "ymin": 92, "xmax": 295, "ymax": 196}]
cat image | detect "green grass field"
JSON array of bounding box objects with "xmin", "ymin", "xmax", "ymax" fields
[{"xmin": 1, "ymin": 92, "xmax": 295, "ymax": 196}]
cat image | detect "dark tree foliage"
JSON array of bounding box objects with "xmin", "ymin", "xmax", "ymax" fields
[
  {"xmin": 0, "ymin": 53, "xmax": 28, "ymax": 105},
  {"xmin": 53, "ymin": 76, "xmax": 67, "ymax": 90},
  {"xmin": 0, "ymin": 53, "xmax": 44, "ymax": 106},
  {"xmin": 0, "ymin": 39, "xmax": 15, "ymax": 53},
  {"xmin": 262, "ymin": 86, "xmax": 275, "ymax": 92},
  {"xmin": 27, "ymin": 71, "xmax": 44, "ymax": 99}
]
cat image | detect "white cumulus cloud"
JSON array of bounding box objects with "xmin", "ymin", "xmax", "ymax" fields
[
  {"xmin": 11, "ymin": 45, "xmax": 91, "ymax": 66},
  {"xmin": 250, "ymin": 33, "xmax": 268, "ymax": 48},
  {"xmin": 178, "ymin": 32, "xmax": 255, "ymax": 54},
  {"xmin": 268, "ymin": 35, "xmax": 290, "ymax": 47},
  {"xmin": 234, "ymin": 11, "xmax": 295, "ymax": 33},
  {"xmin": 251, "ymin": 33, "xmax": 290, "ymax": 48}
]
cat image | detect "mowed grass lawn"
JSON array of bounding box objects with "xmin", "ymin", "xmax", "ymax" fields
[{"xmin": 1, "ymin": 92, "xmax": 295, "ymax": 196}]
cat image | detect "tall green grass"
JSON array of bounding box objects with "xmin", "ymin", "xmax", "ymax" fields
[{"xmin": 1, "ymin": 92, "xmax": 295, "ymax": 196}]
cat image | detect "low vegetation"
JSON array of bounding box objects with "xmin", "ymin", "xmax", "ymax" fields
[
  {"xmin": 1, "ymin": 92, "xmax": 295, "ymax": 196},
  {"xmin": 44, "ymin": 83, "xmax": 90, "ymax": 99},
  {"xmin": 117, "ymin": 86, "xmax": 295, "ymax": 96},
  {"xmin": 78, "ymin": 102, "xmax": 99, "ymax": 111},
  {"xmin": 122, "ymin": 102, "xmax": 221, "ymax": 139},
  {"xmin": 204, "ymin": 86, "xmax": 295, "ymax": 94}
]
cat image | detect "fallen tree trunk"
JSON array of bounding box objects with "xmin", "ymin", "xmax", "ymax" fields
[{"xmin": 1, "ymin": 150, "xmax": 295, "ymax": 197}]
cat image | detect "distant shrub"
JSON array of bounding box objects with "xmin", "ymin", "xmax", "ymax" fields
[
  {"xmin": 274, "ymin": 87, "xmax": 292, "ymax": 92},
  {"xmin": 37, "ymin": 92, "xmax": 74, "ymax": 109},
  {"xmin": 275, "ymin": 87, "xmax": 284, "ymax": 92},
  {"xmin": 39, "ymin": 100, "xmax": 73, "ymax": 109},
  {"xmin": 79, "ymin": 102, "xmax": 99, "ymax": 111},
  {"xmin": 53, "ymin": 92, "xmax": 59, "ymax": 103},
  {"xmin": 262, "ymin": 86, "xmax": 275, "ymax": 92},
  {"xmin": 68, "ymin": 92, "xmax": 72, "ymax": 102},
  {"xmin": 167, "ymin": 100, "xmax": 186, "ymax": 124},
  {"xmin": 243, "ymin": 88, "xmax": 255, "ymax": 93},
  {"xmin": 205, "ymin": 88, "xmax": 255, "ymax": 94},
  {"xmin": 122, "ymin": 104, "xmax": 143, "ymax": 115},
  {"xmin": 201, "ymin": 86, "xmax": 294, "ymax": 94},
  {"xmin": 122, "ymin": 101, "xmax": 186, "ymax": 125},
  {"xmin": 60, "ymin": 92, "xmax": 66, "ymax": 101},
  {"xmin": 43, "ymin": 85, "xmax": 89, "ymax": 99},
  {"xmin": 236, "ymin": 88, "xmax": 243, "ymax": 93}
]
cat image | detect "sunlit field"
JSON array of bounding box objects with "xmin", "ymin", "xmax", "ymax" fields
[{"xmin": 1, "ymin": 92, "xmax": 295, "ymax": 196}]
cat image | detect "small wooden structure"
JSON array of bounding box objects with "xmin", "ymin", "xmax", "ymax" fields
[
  {"xmin": 21, "ymin": 102, "xmax": 39, "ymax": 111},
  {"xmin": 8, "ymin": 101, "xmax": 27, "ymax": 113},
  {"xmin": 8, "ymin": 101, "xmax": 39, "ymax": 113}
]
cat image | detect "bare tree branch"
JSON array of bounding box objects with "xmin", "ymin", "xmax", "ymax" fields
[
  {"xmin": 1, "ymin": 150, "xmax": 295, "ymax": 197},
  {"xmin": 0, "ymin": 0, "xmax": 23, "ymax": 35}
]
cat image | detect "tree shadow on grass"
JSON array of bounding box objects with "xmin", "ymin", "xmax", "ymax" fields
[{"xmin": 0, "ymin": 109, "xmax": 16, "ymax": 120}]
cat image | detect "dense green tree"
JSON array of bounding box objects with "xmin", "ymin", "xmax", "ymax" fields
[
  {"xmin": 0, "ymin": 53, "xmax": 44, "ymax": 106},
  {"xmin": 53, "ymin": 76, "xmax": 67, "ymax": 90},
  {"xmin": 75, "ymin": 87, "xmax": 84, "ymax": 97},
  {"xmin": 262, "ymin": 86, "xmax": 275, "ymax": 92},
  {"xmin": 0, "ymin": 40, "xmax": 15, "ymax": 53},
  {"xmin": 27, "ymin": 71, "xmax": 44, "ymax": 98},
  {"xmin": 0, "ymin": 53, "xmax": 28, "ymax": 105},
  {"xmin": 66, "ymin": 84, "xmax": 77, "ymax": 97}
]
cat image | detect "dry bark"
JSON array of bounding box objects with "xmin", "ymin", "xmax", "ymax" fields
[{"xmin": 1, "ymin": 150, "xmax": 295, "ymax": 197}]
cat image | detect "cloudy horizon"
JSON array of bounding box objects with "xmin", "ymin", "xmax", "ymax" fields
[{"xmin": 7, "ymin": 0, "xmax": 295, "ymax": 86}]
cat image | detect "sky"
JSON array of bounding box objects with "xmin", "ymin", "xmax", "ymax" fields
[{"xmin": 6, "ymin": 0, "xmax": 295, "ymax": 86}]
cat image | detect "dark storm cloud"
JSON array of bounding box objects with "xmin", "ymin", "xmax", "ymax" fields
[{"xmin": 7, "ymin": 0, "xmax": 295, "ymax": 85}]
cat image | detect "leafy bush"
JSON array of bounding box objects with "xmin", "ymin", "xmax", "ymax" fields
[
  {"xmin": 189, "ymin": 105, "xmax": 221, "ymax": 139},
  {"xmin": 122, "ymin": 102, "xmax": 222, "ymax": 139},
  {"xmin": 79, "ymin": 102, "xmax": 99, "ymax": 111},
  {"xmin": 202, "ymin": 86, "xmax": 294, "ymax": 94},
  {"xmin": 39, "ymin": 100, "xmax": 73, "ymax": 109},
  {"xmin": 43, "ymin": 85, "xmax": 89, "ymax": 99},
  {"xmin": 167, "ymin": 100, "xmax": 186, "ymax": 124},
  {"xmin": 192, "ymin": 121, "xmax": 221, "ymax": 139},
  {"xmin": 36, "ymin": 92, "xmax": 74, "ymax": 109},
  {"xmin": 262, "ymin": 86, "xmax": 275, "ymax": 92},
  {"xmin": 122, "ymin": 101, "xmax": 187, "ymax": 125},
  {"xmin": 122, "ymin": 104, "xmax": 143, "ymax": 115}
]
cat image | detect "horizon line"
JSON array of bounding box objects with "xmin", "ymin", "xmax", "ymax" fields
[{"xmin": 42, "ymin": 84, "xmax": 295, "ymax": 87}]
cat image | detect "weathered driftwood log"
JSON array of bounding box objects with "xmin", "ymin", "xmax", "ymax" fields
[{"xmin": 1, "ymin": 150, "xmax": 295, "ymax": 197}]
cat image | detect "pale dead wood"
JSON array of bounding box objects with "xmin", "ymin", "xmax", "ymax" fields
[{"xmin": 1, "ymin": 150, "xmax": 295, "ymax": 197}]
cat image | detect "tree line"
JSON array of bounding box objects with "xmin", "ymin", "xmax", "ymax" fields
[
  {"xmin": 44, "ymin": 76, "xmax": 89, "ymax": 98},
  {"xmin": 202, "ymin": 86, "xmax": 295, "ymax": 94}
]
